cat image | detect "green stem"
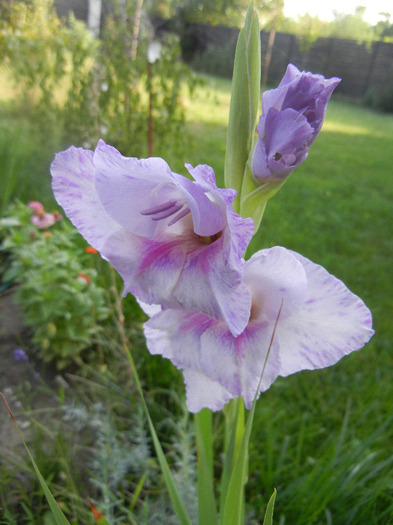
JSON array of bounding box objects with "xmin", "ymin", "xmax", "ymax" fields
[
  {"xmin": 195, "ymin": 408, "xmax": 218, "ymax": 524},
  {"xmin": 220, "ymin": 397, "xmax": 246, "ymax": 523}
]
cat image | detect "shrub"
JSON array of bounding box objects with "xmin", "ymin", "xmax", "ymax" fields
[
  {"xmin": 0, "ymin": 0, "xmax": 196, "ymax": 158},
  {"xmin": 0, "ymin": 201, "xmax": 110, "ymax": 369}
]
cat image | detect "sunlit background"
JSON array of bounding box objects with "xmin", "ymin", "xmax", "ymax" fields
[{"xmin": 283, "ymin": 0, "xmax": 392, "ymax": 24}]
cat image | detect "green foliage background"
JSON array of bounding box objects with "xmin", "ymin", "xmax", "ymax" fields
[{"xmin": 0, "ymin": 0, "xmax": 392, "ymax": 522}]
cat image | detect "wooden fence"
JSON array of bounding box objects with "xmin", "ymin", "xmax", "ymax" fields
[{"xmin": 182, "ymin": 24, "xmax": 393, "ymax": 100}]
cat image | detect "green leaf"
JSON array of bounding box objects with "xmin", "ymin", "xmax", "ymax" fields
[
  {"xmin": 123, "ymin": 346, "xmax": 192, "ymax": 525},
  {"xmin": 1, "ymin": 392, "xmax": 71, "ymax": 525},
  {"xmin": 224, "ymin": 0, "xmax": 261, "ymax": 213},
  {"xmin": 195, "ymin": 408, "xmax": 218, "ymax": 524},
  {"xmin": 219, "ymin": 399, "xmax": 251, "ymax": 525},
  {"xmin": 129, "ymin": 472, "xmax": 147, "ymax": 512},
  {"xmin": 219, "ymin": 398, "xmax": 245, "ymax": 518},
  {"xmin": 263, "ymin": 489, "xmax": 277, "ymax": 525}
]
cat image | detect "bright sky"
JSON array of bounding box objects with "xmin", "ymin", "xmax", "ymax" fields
[{"xmin": 283, "ymin": 0, "xmax": 392, "ymax": 25}]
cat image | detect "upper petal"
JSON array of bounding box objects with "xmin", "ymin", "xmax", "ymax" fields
[
  {"xmin": 259, "ymin": 64, "xmax": 340, "ymax": 144},
  {"xmin": 251, "ymin": 137, "xmax": 271, "ymax": 179},
  {"xmin": 94, "ymin": 140, "xmax": 183, "ymax": 239},
  {"xmin": 258, "ymin": 107, "xmax": 313, "ymax": 178},
  {"xmin": 50, "ymin": 145, "xmax": 122, "ymax": 250},
  {"xmin": 173, "ymin": 168, "xmax": 226, "ymax": 236}
]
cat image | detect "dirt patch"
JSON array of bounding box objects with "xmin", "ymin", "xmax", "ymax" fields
[
  {"xmin": 0, "ymin": 291, "xmax": 30, "ymax": 387},
  {"xmin": 0, "ymin": 290, "xmax": 60, "ymax": 463}
]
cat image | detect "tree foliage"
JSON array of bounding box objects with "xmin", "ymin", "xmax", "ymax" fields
[
  {"xmin": 0, "ymin": 0, "xmax": 195, "ymax": 158},
  {"xmin": 277, "ymin": 5, "xmax": 393, "ymax": 43},
  {"xmin": 147, "ymin": 0, "xmax": 284, "ymax": 28}
]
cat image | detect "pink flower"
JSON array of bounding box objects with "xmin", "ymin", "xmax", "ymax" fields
[
  {"xmin": 28, "ymin": 201, "xmax": 44, "ymax": 213},
  {"xmin": 31, "ymin": 212, "xmax": 57, "ymax": 229},
  {"xmin": 141, "ymin": 247, "xmax": 374, "ymax": 412}
]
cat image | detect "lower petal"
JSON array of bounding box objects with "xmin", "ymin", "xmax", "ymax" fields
[
  {"xmin": 51, "ymin": 146, "xmax": 121, "ymax": 250},
  {"xmin": 101, "ymin": 230, "xmax": 187, "ymax": 304},
  {"xmin": 183, "ymin": 368, "xmax": 233, "ymax": 413}
]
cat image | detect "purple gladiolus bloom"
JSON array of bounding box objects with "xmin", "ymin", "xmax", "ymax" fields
[
  {"xmin": 51, "ymin": 140, "xmax": 254, "ymax": 336},
  {"xmin": 252, "ymin": 64, "xmax": 340, "ymax": 181},
  {"xmin": 141, "ymin": 247, "xmax": 374, "ymax": 412}
]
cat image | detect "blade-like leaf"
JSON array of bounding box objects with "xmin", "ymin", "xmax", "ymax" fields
[
  {"xmin": 1, "ymin": 392, "xmax": 71, "ymax": 525},
  {"xmin": 219, "ymin": 402, "xmax": 252, "ymax": 525},
  {"xmin": 263, "ymin": 489, "xmax": 277, "ymax": 525},
  {"xmin": 224, "ymin": 0, "xmax": 261, "ymax": 213},
  {"xmin": 195, "ymin": 409, "xmax": 218, "ymax": 524},
  {"xmin": 219, "ymin": 398, "xmax": 245, "ymax": 518},
  {"xmin": 129, "ymin": 472, "xmax": 147, "ymax": 512},
  {"xmin": 123, "ymin": 346, "xmax": 193, "ymax": 525}
]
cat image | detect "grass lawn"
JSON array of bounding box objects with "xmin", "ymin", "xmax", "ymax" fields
[
  {"xmin": 174, "ymin": 77, "xmax": 393, "ymax": 523},
  {"xmin": 1, "ymin": 72, "xmax": 393, "ymax": 523}
]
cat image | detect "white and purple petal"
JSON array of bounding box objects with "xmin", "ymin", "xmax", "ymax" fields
[
  {"xmin": 51, "ymin": 146, "xmax": 122, "ymax": 250},
  {"xmin": 142, "ymin": 246, "xmax": 374, "ymax": 413},
  {"xmin": 273, "ymin": 250, "xmax": 375, "ymax": 377}
]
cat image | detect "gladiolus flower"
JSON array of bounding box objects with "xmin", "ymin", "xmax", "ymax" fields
[
  {"xmin": 252, "ymin": 64, "xmax": 340, "ymax": 181},
  {"xmin": 51, "ymin": 140, "xmax": 254, "ymax": 336},
  {"xmin": 141, "ymin": 247, "xmax": 374, "ymax": 412}
]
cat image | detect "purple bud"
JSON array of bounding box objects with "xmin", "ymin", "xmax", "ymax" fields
[{"xmin": 252, "ymin": 64, "xmax": 340, "ymax": 181}]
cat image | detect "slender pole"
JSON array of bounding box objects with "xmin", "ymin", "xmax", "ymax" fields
[{"xmin": 147, "ymin": 61, "xmax": 154, "ymax": 156}]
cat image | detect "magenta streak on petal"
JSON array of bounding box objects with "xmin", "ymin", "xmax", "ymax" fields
[
  {"xmin": 235, "ymin": 336, "xmax": 243, "ymax": 359},
  {"xmin": 168, "ymin": 207, "xmax": 191, "ymax": 226},
  {"xmin": 136, "ymin": 238, "xmax": 184, "ymax": 278}
]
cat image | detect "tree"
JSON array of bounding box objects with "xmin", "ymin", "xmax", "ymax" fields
[
  {"xmin": 373, "ymin": 13, "xmax": 393, "ymax": 42},
  {"xmin": 327, "ymin": 7, "xmax": 373, "ymax": 41}
]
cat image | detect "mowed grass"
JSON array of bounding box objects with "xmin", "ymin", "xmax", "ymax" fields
[{"xmin": 1, "ymin": 72, "xmax": 393, "ymax": 523}]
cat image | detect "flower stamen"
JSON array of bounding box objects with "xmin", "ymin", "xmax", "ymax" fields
[
  {"xmin": 141, "ymin": 200, "xmax": 177, "ymax": 216},
  {"xmin": 141, "ymin": 200, "xmax": 191, "ymax": 225},
  {"xmin": 168, "ymin": 206, "xmax": 191, "ymax": 226}
]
